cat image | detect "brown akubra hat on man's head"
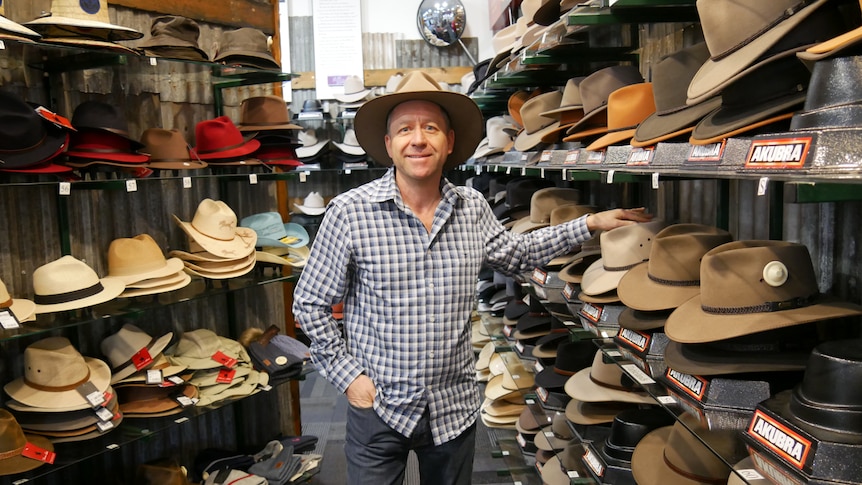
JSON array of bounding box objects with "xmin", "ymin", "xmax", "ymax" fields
[{"xmin": 354, "ymin": 71, "xmax": 483, "ymax": 171}]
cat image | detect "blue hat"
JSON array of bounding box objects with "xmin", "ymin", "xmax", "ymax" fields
[{"xmin": 240, "ymin": 212, "xmax": 309, "ymax": 248}]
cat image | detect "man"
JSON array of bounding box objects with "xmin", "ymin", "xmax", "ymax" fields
[{"xmin": 292, "ymin": 71, "xmax": 651, "ymax": 485}]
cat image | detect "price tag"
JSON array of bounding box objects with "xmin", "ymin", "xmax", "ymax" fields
[
  {"xmin": 540, "ymin": 150, "xmax": 552, "ymax": 162},
  {"xmin": 605, "ymin": 350, "xmax": 622, "ymax": 358},
  {"xmin": 211, "ymin": 351, "xmax": 238, "ymax": 368},
  {"xmin": 757, "ymin": 176, "xmax": 769, "ymax": 196},
  {"xmin": 106, "ymin": 444, "xmax": 120, "ymax": 450},
  {"xmin": 501, "ymin": 450, "xmax": 510, "ymax": 456},
  {"xmin": 514, "ymin": 341, "xmax": 524, "ymax": 353},
  {"xmin": 59, "ymin": 182, "xmax": 71, "ymax": 196},
  {"xmin": 0, "ymin": 309, "xmax": 21, "ymax": 329},
  {"xmin": 22, "ymin": 443, "xmax": 55, "ymax": 464},
  {"xmin": 259, "ymin": 384, "xmax": 273, "ymax": 391},
  {"xmin": 174, "ymin": 416, "xmax": 190, "ymax": 424},
  {"xmin": 606, "ymin": 169, "xmax": 615, "ymax": 184},
  {"xmin": 738, "ymin": 469, "xmax": 765, "ymax": 481},
  {"xmin": 125, "ymin": 179, "xmax": 137, "ymax": 192},
  {"xmin": 540, "ymin": 168, "xmax": 545, "ymax": 178},
  {"xmin": 166, "ymin": 375, "xmax": 185, "ymax": 385},
  {"xmin": 182, "ymin": 176, "xmax": 192, "ymax": 188},
  {"xmin": 544, "ymin": 431, "xmax": 555, "ymax": 438},
  {"xmin": 561, "ymin": 168, "xmax": 567, "ymax": 180},
  {"xmin": 567, "ymin": 471, "xmax": 580, "ymax": 478},
  {"xmin": 249, "ymin": 173, "xmax": 258, "ymax": 184},
  {"xmin": 475, "ymin": 165, "xmax": 481, "ymax": 174},
  {"xmin": 132, "ymin": 347, "xmax": 153, "ymax": 370},
  {"xmin": 516, "ymin": 433, "xmax": 527, "ymax": 448},
  {"xmin": 145, "ymin": 369, "xmax": 163, "ymax": 385},
  {"xmin": 78, "ymin": 382, "xmax": 105, "ymax": 408},
  {"xmin": 176, "ymin": 395, "xmax": 197, "ymax": 407},
  {"xmin": 657, "ymin": 395, "xmax": 677, "ymax": 405},
  {"xmin": 149, "ymin": 57, "xmax": 158, "ymax": 66},
  {"xmin": 0, "ymin": 41, "xmax": 6, "ymax": 50},
  {"xmin": 621, "ymin": 363, "xmax": 655, "ymax": 385},
  {"xmin": 215, "ymin": 368, "xmax": 237, "ymax": 384},
  {"xmin": 344, "ymin": 168, "xmax": 352, "ymax": 175},
  {"xmin": 652, "ymin": 172, "xmax": 660, "ymax": 189},
  {"xmin": 520, "ymin": 167, "xmax": 526, "ymax": 175},
  {"xmin": 95, "ymin": 406, "xmax": 114, "ymax": 422},
  {"xmin": 534, "ymin": 361, "xmax": 544, "ymax": 373},
  {"xmin": 96, "ymin": 419, "xmax": 115, "ymax": 432},
  {"xmin": 506, "ymin": 166, "xmax": 512, "ymax": 174},
  {"xmin": 525, "ymin": 398, "xmax": 535, "ymax": 405}
]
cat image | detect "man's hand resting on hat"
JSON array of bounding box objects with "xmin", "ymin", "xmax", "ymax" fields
[
  {"xmin": 586, "ymin": 208, "xmax": 653, "ymax": 232},
  {"xmin": 346, "ymin": 374, "xmax": 376, "ymax": 409}
]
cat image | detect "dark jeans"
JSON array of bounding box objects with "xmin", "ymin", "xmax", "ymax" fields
[{"xmin": 344, "ymin": 404, "xmax": 476, "ymax": 485}]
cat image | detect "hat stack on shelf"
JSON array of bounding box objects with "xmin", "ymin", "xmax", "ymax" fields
[
  {"xmin": 191, "ymin": 116, "xmax": 262, "ymax": 167},
  {"xmin": 170, "ymin": 199, "xmax": 258, "ymax": 279},
  {"xmin": 335, "ymin": 75, "xmax": 372, "ymax": 117},
  {"xmin": 107, "ymin": 234, "xmax": 191, "ymax": 298},
  {"xmin": 295, "ymin": 129, "xmax": 331, "ymax": 168},
  {"xmin": 242, "ymin": 325, "xmax": 310, "ymax": 381},
  {"xmin": 0, "ymin": 91, "xmax": 73, "ymax": 175},
  {"xmin": 140, "ymin": 128, "xmax": 208, "ymax": 171},
  {"xmin": 65, "ymin": 101, "xmax": 150, "ymax": 172},
  {"xmin": 240, "ymin": 211, "xmax": 310, "ymax": 269},
  {"xmin": 31, "ymin": 255, "xmax": 125, "ymax": 315},
  {"xmin": 213, "ymin": 27, "xmax": 280, "ymax": 70},
  {"xmin": 138, "ymin": 15, "xmax": 210, "ymax": 62},
  {"xmin": 24, "ymin": 0, "xmax": 143, "ymax": 53},
  {"xmin": 237, "ymin": 95, "xmax": 304, "ymax": 170},
  {"xmin": 332, "ymin": 129, "xmax": 368, "ymax": 169}
]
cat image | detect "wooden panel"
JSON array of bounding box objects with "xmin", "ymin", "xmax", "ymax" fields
[{"xmin": 110, "ymin": 0, "xmax": 276, "ymax": 33}]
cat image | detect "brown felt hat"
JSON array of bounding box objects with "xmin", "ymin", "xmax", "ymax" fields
[
  {"xmin": 0, "ymin": 409, "xmax": 54, "ymax": 476},
  {"xmin": 585, "ymin": 83, "xmax": 656, "ymax": 151}
]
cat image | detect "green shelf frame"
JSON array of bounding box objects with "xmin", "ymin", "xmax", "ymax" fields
[{"xmin": 567, "ymin": 2, "xmax": 699, "ymax": 26}]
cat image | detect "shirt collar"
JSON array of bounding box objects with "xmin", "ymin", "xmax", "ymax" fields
[{"xmin": 368, "ymin": 168, "xmax": 467, "ymax": 207}]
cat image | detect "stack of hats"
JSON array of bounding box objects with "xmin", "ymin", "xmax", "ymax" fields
[
  {"xmin": 4, "ymin": 337, "xmax": 122, "ymax": 443},
  {"xmin": 239, "ymin": 211, "xmax": 310, "ymax": 269},
  {"xmin": 101, "ymin": 324, "xmax": 195, "ymax": 418},
  {"xmin": 24, "ymin": 0, "xmax": 143, "ymax": 54},
  {"xmin": 107, "ymin": 234, "xmax": 191, "ymax": 298},
  {"xmin": 242, "ymin": 325, "xmax": 310, "ymax": 381},
  {"xmin": 167, "ymin": 329, "xmax": 269, "ymax": 407},
  {"xmin": 170, "ymin": 199, "xmax": 258, "ymax": 279},
  {"xmin": 0, "ymin": 277, "xmax": 35, "ymax": 324},
  {"xmin": 237, "ymin": 95, "xmax": 304, "ymax": 170},
  {"xmin": 0, "ymin": 9, "xmax": 41, "ymax": 44},
  {"xmin": 138, "ymin": 15, "xmax": 210, "ymax": 62},
  {"xmin": 0, "ymin": 91, "xmax": 73, "ymax": 175},
  {"xmin": 295, "ymin": 129, "xmax": 330, "ymax": 168},
  {"xmin": 191, "ymin": 117, "xmax": 261, "ymax": 167},
  {"xmin": 140, "ymin": 128, "xmax": 208, "ymax": 171},
  {"xmin": 296, "ymin": 99, "xmax": 328, "ymax": 121},
  {"xmin": 31, "ymin": 255, "xmax": 125, "ymax": 315},
  {"xmin": 213, "ymin": 28, "xmax": 280, "ymax": 71},
  {"xmin": 335, "ymin": 75, "xmax": 372, "ymax": 110},
  {"xmin": 471, "ymin": 115, "xmax": 517, "ymax": 161},
  {"xmin": 332, "ymin": 129, "xmax": 367, "ymax": 168},
  {"xmin": 65, "ymin": 101, "xmax": 149, "ymax": 172}
]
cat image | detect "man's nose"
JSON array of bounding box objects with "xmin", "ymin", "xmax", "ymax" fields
[{"xmin": 409, "ymin": 126, "xmax": 428, "ymax": 145}]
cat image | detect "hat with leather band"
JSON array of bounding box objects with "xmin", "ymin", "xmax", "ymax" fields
[
  {"xmin": 140, "ymin": 128, "xmax": 207, "ymax": 170},
  {"xmin": 585, "ymin": 82, "xmax": 656, "ymax": 151},
  {"xmin": 534, "ymin": 412, "xmax": 574, "ymax": 452},
  {"xmin": 513, "ymin": 90, "xmax": 563, "ymax": 151},
  {"xmin": 354, "ymin": 70, "xmax": 483, "ymax": 171},
  {"xmin": 237, "ymin": 95, "xmax": 302, "ymax": 132},
  {"xmin": 101, "ymin": 323, "xmax": 174, "ymax": 384},
  {"xmin": 4, "ymin": 337, "xmax": 112, "ymax": 410},
  {"xmin": 665, "ymin": 240, "xmax": 862, "ymax": 344},
  {"xmin": 191, "ymin": 116, "xmax": 261, "ymax": 160},
  {"xmin": 213, "ymin": 28, "xmax": 279, "ymax": 70},
  {"xmin": 617, "ymin": 224, "xmax": 733, "ymax": 312},
  {"xmin": 0, "ymin": 91, "xmax": 69, "ymax": 169},
  {"xmin": 138, "ymin": 15, "xmax": 209, "ymax": 61},
  {"xmin": 564, "ymin": 350, "xmax": 656, "ymax": 404},
  {"xmin": 107, "ymin": 234, "xmax": 185, "ymax": 285},
  {"xmin": 32, "ymin": 255, "xmax": 125, "ymax": 314},
  {"xmin": 564, "ymin": 65, "xmax": 644, "ymax": 141},
  {"xmin": 71, "ymin": 100, "xmax": 143, "ymax": 148},
  {"xmin": 534, "ymin": 339, "xmax": 596, "ymax": 390},
  {"xmin": 0, "ymin": 409, "xmax": 54, "ymax": 475},
  {"xmin": 580, "ymin": 220, "xmax": 667, "ymax": 296},
  {"xmin": 510, "ymin": 188, "xmax": 582, "ymax": 234}
]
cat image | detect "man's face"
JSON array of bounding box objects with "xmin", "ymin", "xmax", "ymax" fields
[{"xmin": 384, "ymin": 100, "xmax": 455, "ymax": 181}]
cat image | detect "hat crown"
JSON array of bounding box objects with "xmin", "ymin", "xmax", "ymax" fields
[
  {"xmin": 528, "ymin": 187, "xmax": 581, "ymax": 224},
  {"xmin": 303, "ymin": 192, "xmax": 325, "ymax": 208},
  {"xmin": 791, "ymin": 55, "xmax": 862, "ymax": 131},
  {"xmin": 0, "ymin": 409, "xmax": 27, "ymax": 456},
  {"xmin": 646, "ymin": 224, "xmax": 733, "ymax": 284},
  {"xmin": 603, "ymin": 408, "xmax": 674, "ymax": 462},
  {"xmin": 507, "ymin": 90, "xmax": 532, "ymax": 127},
  {"xmin": 579, "ymin": 66, "xmax": 644, "ymax": 116},
  {"xmin": 721, "ymin": 56, "xmax": 810, "ymax": 107},
  {"xmin": 697, "ymin": 0, "xmax": 810, "ymax": 60},
  {"xmin": 50, "ymin": 0, "xmax": 111, "ymax": 24},
  {"xmin": 588, "ymin": 350, "xmax": 640, "ymax": 391},
  {"xmin": 384, "ymin": 74, "xmax": 403, "ymax": 93},
  {"xmin": 342, "ymin": 75, "xmax": 367, "ymax": 96},
  {"xmin": 700, "ymin": 240, "xmax": 819, "ymax": 312},
  {"xmin": 239, "ymin": 95, "xmax": 293, "ymax": 126},
  {"xmin": 550, "ymin": 204, "xmax": 594, "ymax": 226},
  {"xmin": 149, "ymin": 15, "xmax": 200, "ymax": 44},
  {"xmin": 392, "ymin": 70, "xmax": 442, "ymax": 93},
  {"xmin": 101, "ymin": 323, "xmax": 155, "ymax": 368},
  {"xmin": 107, "ymin": 234, "xmax": 169, "ymax": 278},
  {"xmin": 600, "ymin": 220, "xmax": 666, "ymax": 269},
  {"xmin": 33, "ymin": 255, "xmax": 102, "ymax": 298},
  {"xmin": 175, "ymin": 329, "xmax": 220, "ymax": 359},
  {"xmin": 23, "ymin": 337, "xmax": 90, "ymax": 388},
  {"xmin": 71, "ymin": 100, "xmax": 131, "ymax": 136},
  {"xmin": 0, "ymin": 279, "xmax": 10, "ymax": 305},
  {"xmin": 70, "ymin": 129, "xmax": 133, "ymax": 153},
  {"xmin": 240, "ymin": 212, "xmax": 288, "ymax": 240},
  {"xmin": 190, "ymin": 198, "xmax": 239, "ymax": 241},
  {"xmin": 558, "ymin": 77, "xmax": 585, "ymax": 110},
  {"xmin": 341, "ymin": 129, "xmax": 360, "ymax": 147},
  {"xmin": 0, "ymin": 91, "xmax": 52, "ymax": 154},
  {"xmin": 661, "ymin": 414, "xmax": 741, "ymax": 482},
  {"xmin": 194, "ymin": 116, "xmax": 245, "ymax": 153},
  {"xmin": 652, "ymin": 43, "xmax": 710, "ymax": 114},
  {"xmin": 521, "ymin": 90, "xmax": 563, "ymax": 134},
  {"xmin": 298, "ymin": 129, "xmax": 319, "ymax": 146},
  {"xmin": 505, "ymin": 177, "xmax": 555, "ymax": 209},
  {"xmin": 141, "ymin": 128, "xmax": 192, "ymax": 161},
  {"xmin": 790, "ymin": 339, "xmax": 862, "ymax": 433},
  {"xmin": 215, "ymin": 27, "xmax": 273, "ymax": 58},
  {"xmin": 605, "ymin": 83, "xmax": 655, "ymax": 130}
]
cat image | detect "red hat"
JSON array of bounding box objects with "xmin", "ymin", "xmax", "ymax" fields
[
  {"xmin": 191, "ymin": 116, "xmax": 260, "ymax": 160},
  {"xmin": 66, "ymin": 130, "xmax": 149, "ymax": 163},
  {"xmin": 254, "ymin": 144, "xmax": 302, "ymax": 167}
]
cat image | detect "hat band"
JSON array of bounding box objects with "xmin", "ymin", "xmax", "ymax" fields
[
  {"xmin": 34, "ymin": 282, "xmax": 104, "ymax": 306},
  {"xmin": 603, "ymin": 260, "xmax": 647, "ymax": 272},
  {"xmin": 701, "ymin": 293, "xmax": 818, "ymax": 315},
  {"xmin": 149, "ymin": 157, "xmax": 195, "ymax": 163},
  {"xmin": 239, "ymin": 121, "xmax": 293, "ymax": 127},
  {"xmin": 553, "ymin": 366, "xmax": 576, "ymax": 376},
  {"xmin": 0, "ymin": 298, "xmax": 10, "ymax": 309},
  {"xmin": 111, "ymin": 336, "xmax": 157, "ymax": 375},
  {"xmin": 0, "ymin": 443, "xmax": 25, "ymax": 461},
  {"xmin": 589, "ymin": 373, "xmax": 632, "ymax": 392},
  {"xmin": 0, "ymin": 132, "xmax": 48, "ymax": 155},
  {"xmin": 647, "ymin": 273, "xmax": 699, "ymax": 287},
  {"xmin": 663, "ymin": 451, "xmax": 726, "ymax": 484},
  {"xmin": 72, "ymin": 147, "xmax": 129, "ymax": 154},
  {"xmin": 24, "ymin": 368, "xmax": 91, "ymax": 393},
  {"xmin": 709, "ymin": 0, "xmax": 814, "ymax": 62},
  {"xmin": 196, "ymin": 140, "xmax": 248, "ymax": 155}
]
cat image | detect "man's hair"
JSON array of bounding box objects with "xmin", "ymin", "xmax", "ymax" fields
[{"xmin": 385, "ymin": 100, "xmax": 452, "ymax": 135}]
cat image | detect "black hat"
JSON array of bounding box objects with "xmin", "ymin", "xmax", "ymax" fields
[{"xmin": 0, "ymin": 91, "xmax": 69, "ymax": 169}]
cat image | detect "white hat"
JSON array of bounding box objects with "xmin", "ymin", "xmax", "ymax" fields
[{"xmin": 295, "ymin": 192, "xmax": 326, "ymax": 215}]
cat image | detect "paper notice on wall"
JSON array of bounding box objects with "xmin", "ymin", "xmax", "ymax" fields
[{"xmin": 312, "ymin": 0, "xmax": 364, "ymax": 100}]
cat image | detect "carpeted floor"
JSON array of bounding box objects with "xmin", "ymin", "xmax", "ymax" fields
[{"xmin": 298, "ymin": 372, "xmax": 541, "ymax": 484}]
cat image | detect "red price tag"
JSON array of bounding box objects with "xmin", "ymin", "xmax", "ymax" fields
[
  {"xmin": 211, "ymin": 351, "xmax": 238, "ymax": 368},
  {"xmin": 215, "ymin": 368, "xmax": 237, "ymax": 384},
  {"xmin": 131, "ymin": 347, "xmax": 153, "ymax": 370},
  {"xmin": 22, "ymin": 443, "xmax": 56, "ymax": 464}
]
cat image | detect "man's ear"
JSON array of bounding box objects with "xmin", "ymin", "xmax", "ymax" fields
[
  {"xmin": 384, "ymin": 133, "xmax": 393, "ymax": 158},
  {"xmin": 447, "ymin": 129, "xmax": 455, "ymax": 155}
]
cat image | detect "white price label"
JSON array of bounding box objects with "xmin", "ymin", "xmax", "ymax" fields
[
  {"xmin": 0, "ymin": 310, "xmax": 20, "ymax": 329},
  {"xmin": 540, "ymin": 168, "xmax": 545, "ymax": 178},
  {"xmin": 59, "ymin": 182, "xmax": 71, "ymax": 196},
  {"xmin": 525, "ymin": 399, "xmax": 535, "ymax": 405},
  {"xmin": 259, "ymin": 384, "xmax": 273, "ymax": 391},
  {"xmin": 534, "ymin": 361, "xmax": 544, "ymax": 373},
  {"xmin": 0, "ymin": 41, "xmax": 6, "ymax": 50},
  {"xmin": 85, "ymin": 390, "xmax": 105, "ymax": 408},
  {"xmin": 182, "ymin": 176, "xmax": 192, "ymax": 188},
  {"xmin": 501, "ymin": 450, "xmax": 510, "ymax": 456},
  {"xmin": 757, "ymin": 176, "xmax": 769, "ymax": 196},
  {"xmin": 506, "ymin": 166, "xmax": 512, "ymax": 174},
  {"xmin": 106, "ymin": 444, "xmax": 120, "ymax": 450},
  {"xmin": 475, "ymin": 165, "xmax": 481, "ymax": 174},
  {"xmin": 652, "ymin": 172, "xmax": 660, "ymax": 189},
  {"xmin": 95, "ymin": 407, "xmax": 114, "ymax": 422},
  {"xmin": 125, "ymin": 179, "xmax": 137, "ymax": 192},
  {"xmin": 567, "ymin": 471, "xmax": 580, "ymax": 478},
  {"xmin": 657, "ymin": 395, "xmax": 677, "ymax": 405},
  {"xmin": 607, "ymin": 170, "xmax": 615, "ymax": 184},
  {"xmin": 299, "ymin": 172, "xmax": 307, "ymax": 182},
  {"xmin": 621, "ymin": 363, "xmax": 656, "ymax": 385},
  {"xmin": 345, "ymin": 169, "xmax": 352, "ymax": 174},
  {"xmin": 561, "ymin": 169, "xmax": 567, "ymax": 180},
  {"xmin": 146, "ymin": 369, "xmax": 163, "ymax": 385},
  {"xmin": 174, "ymin": 417, "xmax": 190, "ymax": 424},
  {"xmin": 738, "ymin": 469, "xmax": 765, "ymax": 481},
  {"xmin": 249, "ymin": 173, "xmax": 258, "ymax": 184},
  {"xmin": 149, "ymin": 57, "xmax": 157, "ymax": 66},
  {"xmin": 520, "ymin": 167, "xmax": 526, "ymax": 175},
  {"xmin": 606, "ymin": 350, "xmax": 622, "ymax": 358}
]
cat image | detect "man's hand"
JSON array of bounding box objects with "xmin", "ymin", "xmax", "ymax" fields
[
  {"xmin": 346, "ymin": 374, "xmax": 376, "ymax": 408},
  {"xmin": 586, "ymin": 208, "xmax": 653, "ymax": 232}
]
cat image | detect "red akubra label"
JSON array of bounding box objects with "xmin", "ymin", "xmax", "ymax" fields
[
  {"xmin": 747, "ymin": 410, "xmax": 812, "ymax": 469},
  {"xmin": 664, "ymin": 368, "xmax": 708, "ymax": 401},
  {"xmin": 745, "ymin": 137, "xmax": 812, "ymax": 169},
  {"xmin": 616, "ymin": 327, "xmax": 650, "ymax": 353},
  {"xmin": 687, "ymin": 140, "xmax": 725, "ymax": 163}
]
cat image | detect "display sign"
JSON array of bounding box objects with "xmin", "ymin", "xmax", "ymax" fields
[
  {"xmin": 744, "ymin": 136, "xmax": 813, "ymax": 170},
  {"xmin": 312, "ymin": 0, "xmax": 364, "ymax": 100}
]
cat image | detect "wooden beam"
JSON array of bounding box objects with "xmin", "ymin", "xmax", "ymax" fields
[
  {"xmin": 109, "ymin": 0, "xmax": 275, "ymax": 33},
  {"xmin": 290, "ymin": 67, "xmax": 473, "ymax": 91}
]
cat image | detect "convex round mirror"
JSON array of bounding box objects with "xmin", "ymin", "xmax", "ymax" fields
[{"xmin": 417, "ymin": 0, "xmax": 467, "ymax": 47}]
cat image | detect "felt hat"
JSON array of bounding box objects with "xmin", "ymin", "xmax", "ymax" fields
[
  {"xmin": 564, "ymin": 397, "xmax": 636, "ymax": 426},
  {"xmin": 107, "ymin": 234, "xmax": 185, "ymax": 285},
  {"xmin": 472, "ymin": 116, "xmax": 517, "ymax": 159},
  {"xmin": 4, "ymin": 337, "xmax": 112, "ymax": 409},
  {"xmin": 335, "ymin": 75, "xmax": 371, "ymax": 103},
  {"xmin": 580, "ymin": 220, "xmax": 667, "ymax": 296},
  {"xmin": 585, "ymin": 82, "xmax": 656, "ymax": 151},
  {"xmin": 140, "ymin": 128, "xmax": 207, "ymax": 170},
  {"xmin": 564, "ymin": 350, "xmax": 656, "ymax": 404},
  {"xmin": 101, "ymin": 323, "xmax": 174, "ymax": 384},
  {"xmin": 138, "ymin": 15, "xmax": 209, "ymax": 61},
  {"xmin": 213, "ymin": 28, "xmax": 279, "ymax": 70},
  {"xmin": 10, "ymin": 390, "xmax": 118, "ymax": 432},
  {"xmin": 172, "ymin": 199, "xmax": 257, "ymax": 259},
  {"xmin": 632, "ymin": 43, "xmax": 722, "ymax": 147},
  {"xmin": 24, "ymin": 0, "xmax": 143, "ymax": 41},
  {"xmin": 617, "ymin": 224, "xmax": 733, "ymax": 312},
  {"xmin": 510, "ymin": 188, "xmax": 582, "ymax": 234},
  {"xmin": 0, "ymin": 277, "xmax": 35, "ymax": 323},
  {"xmin": 791, "ymin": 54, "xmax": 862, "ymax": 131},
  {"xmin": 0, "ymin": 409, "xmax": 54, "ymax": 475},
  {"xmin": 799, "ymin": 0, "xmax": 862, "ymax": 61},
  {"xmin": 116, "ymin": 382, "xmax": 196, "ymax": 416},
  {"xmin": 0, "ymin": 91, "xmax": 69, "ymax": 169},
  {"xmin": 599, "ymin": 407, "xmax": 675, "ymax": 467},
  {"xmin": 616, "ymin": 308, "xmax": 669, "ymax": 331},
  {"xmin": 191, "ymin": 116, "xmax": 261, "ymax": 160},
  {"xmin": 333, "ymin": 129, "xmax": 366, "ymax": 156},
  {"xmin": 240, "ymin": 212, "xmax": 309, "ymax": 248},
  {"xmin": 253, "ymin": 142, "xmax": 302, "ymax": 167},
  {"xmin": 533, "ymin": 339, "xmax": 596, "ymax": 390},
  {"xmin": 237, "ymin": 95, "xmax": 302, "ymax": 132},
  {"xmin": 665, "ymin": 240, "xmax": 862, "ymax": 344},
  {"xmin": 533, "ymin": 412, "xmax": 574, "ymax": 452},
  {"xmin": 689, "ymin": 56, "xmax": 811, "ymax": 145},
  {"xmin": 630, "ymin": 413, "xmax": 743, "ymax": 485},
  {"xmin": 687, "ymin": 0, "xmax": 837, "ymax": 105},
  {"xmin": 70, "ymin": 100, "xmax": 142, "ymax": 148},
  {"xmin": 295, "ymin": 129, "xmax": 330, "ymax": 159},
  {"xmin": 494, "ymin": 177, "xmax": 556, "ymax": 223},
  {"xmin": 32, "ymin": 255, "xmax": 125, "ymax": 314},
  {"xmin": 353, "ymin": 70, "xmax": 483, "ymax": 171},
  {"xmin": 513, "ymin": 90, "xmax": 563, "ymax": 152},
  {"xmin": 564, "ymin": 65, "xmax": 644, "ymax": 140}
]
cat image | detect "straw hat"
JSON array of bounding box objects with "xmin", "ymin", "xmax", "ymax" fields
[
  {"xmin": 24, "ymin": 0, "xmax": 143, "ymax": 41},
  {"xmin": 32, "ymin": 255, "xmax": 125, "ymax": 314},
  {"xmin": 107, "ymin": 234, "xmax": 184, "ymax": 285},
  {"xmin": 0, "ymin": 278, "xmax": 35, "ymax": 323},
  {"xmin": 172, "ymin": 199, "xmax": 257, "ymax": 259}
]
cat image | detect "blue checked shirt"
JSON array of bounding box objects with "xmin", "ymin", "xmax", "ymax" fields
[{"xmin": 293, "ymin": 168, "xmax": 592, "ymax": 445}]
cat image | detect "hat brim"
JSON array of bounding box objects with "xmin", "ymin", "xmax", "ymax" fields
[
  {"xmin": 196, "ymin": 371, "xmax": 267, "ymax": 407},
  {"xmin": 617, "ymin": 262, "xmax": 700, "ymax": 312},
  {"xmin": 254, "ymin": 222, "xmax": 309, "ymax": 248},
  {"xmin": 617, "ymin": 307, "xmax": 669, "ymax": 331},
  {"xmin": 294, "ymin": 203, "xmax": 326, "ymax": 216},
  {"xmin": 577, "ymin": 290, "xmax": 620, "ymax": 304},
  {"xmin": 192, "ymin": 138, "xmax": 260, "ymax": 161},
  {"xmin": 0, "ymin": 15, "xmax": 40, "ymax": 38},
  {"xmin": 255, "ymin": 248, "xmax": 308, "ymax": 268},
  {"xmin": 690, "ymin": 93, "xmax": 806, "ymax": 145},
  {"xmin": 354, "ymin": 88, "xmax": 484, "ymax": 171},
  {"xmin": 141, "ymin": 45, "xmax": 210, "ymax": 62},
  {"xmin": 119, "ymin": 272, "xmax": 191, "ymax": 298},
  {"xmin": 173, "ymin": 216, "xmax": 257, "ymax": 259},
  {"xmin": 335, "ymin": 89, "xmax": 371, "ymax": 103},
  {"xmin": 580, "ymin": 257, "xmax": 627, "ymax": 296},
  {"xmin": 686, "ymin": 0, "xmax": 829, "ymax": 104},
  {"xmin": 111, "ymin": 257, "xmax": 185, "ymax": 285},
  {"xmin": 8, "ymin": 299, "xmax": 36, "ymax": 323},
  {"xmin": 665, "ymin": 293, "xmax": 862, "ymax": 343},
  {"xmin": 25, "ymin": 16, "xmax": 143, "ymax": 41},
  {"xmin": 146, "ymin": 159, "xmax": 208, "ymax": 170},
  {"xmin": 214, "ymin": 53, "xmax": 280, "ymax": 71},
  {"xmin": 0, "ymin": 431, "xmax": 54, "ymax": 475},
  {"xmin": 564, "ymin": 367, "xmax": 657, "ymax": 404},
  {"xmin": 632, "ymin": 96, "xmax": 722, "ymax": 147},
  {"xmin": 333, "ymin": 142, "xmax": 365, "ymax": 156},
  {"xmin": 183, "ymin": 252, "xmax": 255, "ymax": 273},
  {"xmin": 663, "ymin": 340, "xmax": 810, "ymax": 376},
  {"xmin": 33, "ymin": 277, "xmax": 125, "ymax": 314},
  {"xmin": 296, "ymin": 140, "xmax": 329, "ymax": 158},
  {"xmin": 109, "ymin": 332, "xmax": 175, "ymax": 384},
  {"xmin": 239, "ymin": 122, "xmax": 303, "ymax": 133},
  {"xmin": 565, "ymin": 397, "xmax": 635, "ymax": 425},
  {"xmin": 629, "ymin": 426, "xmax": 673, "ymax": 485},
  {"xmin": 182, "ymin": 258, "xmax": 255, "ymax": 280},
  {"xmin": 37, "ymin": 36, "xmax": 141, "ymax": 55},
  {"xmin": 585, "ymin": 127, "xmax": 637, "ymax": 152},
  {"xmin": 562, "ymin": 122, "xmax": 609, "ymax": 143},
  {"xmin": 559, "ymin": 252, "xmax": 601, "ymax": 284},
  {"xmin": 513, "ymin": 121, "xmax": 560, "ymax": 152},
  {"xmin": 0, "ymin": 124, "xmax": 67, "ymax": 169},
  {"xmin": 798, "ymin": 25, "xmax": 862, "ymax": 61},
  {"xmin": 4, "ymin": 357, "xmax": 112, "ymax": 409}
]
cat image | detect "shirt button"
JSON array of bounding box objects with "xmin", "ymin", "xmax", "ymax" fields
[
  {"xmin": 429, "ymin": 351, "xmax": 435, "ymax": 357},
  {"xmin": 429, "ymin": 282, "xmax": 435, "ymax": 288},
  {"xmin": 429, "ymin": 316, "xmax": 435, "ymax": 322}
]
